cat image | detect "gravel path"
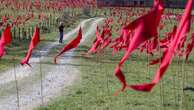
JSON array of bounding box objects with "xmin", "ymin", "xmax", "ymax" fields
[{"xmin": 0, "ymin": 18, "xmax": 104, "ymax": 110}]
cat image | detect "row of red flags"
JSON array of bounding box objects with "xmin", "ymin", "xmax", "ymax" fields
[
  {"xmin": 85, "ymin": 0, "xmax": 194, "ymax": 93},
  {"xmin": 0, "ymin": 0, "xmax": 96, "ymax": 10},
  {"xmin": 0, "ymin": 25, "xmax": 83, "ymax": 67},
  {"xmin": 0, "ymin": 25, "xmax": 40, "ymax": 66},
  {"xmin": 0, "ymin": 0, "xmax": 194, "ymax": 94},
  {"xmin": 1, "ymin": 12, "xmax": 49, "ymax": 28}
]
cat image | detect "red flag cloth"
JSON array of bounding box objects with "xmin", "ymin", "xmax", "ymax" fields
[
  {"xmin": 149, "ymin": 58, "xmax": 160, "ymax": 65},
  {"xmin": 100, "ymin": 28, "xmax": 112, "ymax": 51},
  {"xmin": 54, "ymin": 27, "xmax": 82, "ymax": 64},
  {"xmin": 119, "ymin": 0, "xmax": 164, "ymax": 66},
  {"xmin": 2, "ymin": 16, "xmax": 7, "ymax": 24},
  {"xmin": 101, "ymin": 37, "xmax": 112, "ymax": 50},
  {"xmin": 87, "ymin": 26, "xmax": 102, "ymax": 54},
  {"xmin": 159, "ymin": 25, "xmax": 177, "ymax": 49},
  {"xmin": 21, "ymin": 26, "xmax": 40, "ymax": 66},
  {"xmin": 87, "ymin": 26, "xmax": 112, "ymax": 54},
  {"xmin": 130, "ymin": 0, "xmax": 193, "ymax": 92},
  {"xmin": 114, "ymin": 0, "xmax": 164, "ymax": 93},
  {"xmin": 0, "ymin": 25, "xmax": 12, "ymax": 58}
]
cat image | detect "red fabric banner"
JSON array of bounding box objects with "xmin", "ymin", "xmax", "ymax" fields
[
  {"xmin": 21, "ymin": 26, "xmax": 40, "ymax": 66},
  {"xmin": 0, "ymin": 25, "xmax": 12, "ymax": 58},
  {"xmin": 54, "ymin": 27, "xmax": 82, "ymax": 64},
  {"xmin": 114, "ymin": 0, "xmax": 164, "ymax": 93},
  {"xmin": 130, "ymin": 0, "xmax": 193, "ymax": 92}
]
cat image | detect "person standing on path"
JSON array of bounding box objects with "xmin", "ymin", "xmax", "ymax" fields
[{"xmin": 59, "ymin": 22, "xmax": 65, "ymax": 43}]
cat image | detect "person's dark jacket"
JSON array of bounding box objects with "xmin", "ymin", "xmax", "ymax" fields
[{"xmin": 59, "ymin": 25, "xmax": 64, "ymax": 33}]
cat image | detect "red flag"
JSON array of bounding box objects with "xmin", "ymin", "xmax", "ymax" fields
[
  {"xmin": 101, "ymin": 37, "xmax": 112, "ymax": 50},
  {"xmin": 2, "ymin": 16, "xmax": 7, "ymax": 24},
  {"xmin": 119, "ymin": 0, "xmax": 164, "ymax": 66},
  {"xmin": 159, "ymin": 25, "xmax": 177, "ymax": 49},
  {"xmin": 114, "ymin": 0, "xmax": 164, "ymax": 93},
  {"xmin": 54, "ymin": 27, "xmax": 82, "ymax": 64},
  {"xmin": 149, "ymin": 58, "xmax": 160, "ymax": 65},
  {"xmin": 87, "ymin": 26, "xmax": 103, "ymax": 54},
  {"xmin": 0, "ymin": 25, "xmax": 12, "ymax": 58},
  {"xmin": 21, "ymin": 26, "xmax": 40, "ymax": 66},
  {"xmin": 130, "ymin": 0, "xmax": 193, "ymax": 92}
]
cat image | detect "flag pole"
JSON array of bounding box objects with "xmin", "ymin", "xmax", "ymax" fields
[
  {"xmin": 181, "ymin": 55, "xmax": 186, "ymax": 110},
  {"xmin": 158, "ymin": 30, "xmax": 164, "ymax": 110},
  {"xmin": 13, "ymin": 57, "xmax": 20, "ymax": 110},
  {"xmin": 38, "ymin": 21, "xmax": 44, "ymax": 107},
  {"xmin": 39, "ymin": 53, "xmax": 44, "ymax": 107}
]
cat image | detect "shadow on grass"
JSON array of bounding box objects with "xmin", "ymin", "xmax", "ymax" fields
[{"xmin": 184, "ymin": 86, "xmax": 194, "ymax": 92}]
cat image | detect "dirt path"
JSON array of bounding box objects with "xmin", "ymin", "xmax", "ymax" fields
[{"xmin": 0, "ymin": 18, "xmax": 104, "ymax": 110}]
